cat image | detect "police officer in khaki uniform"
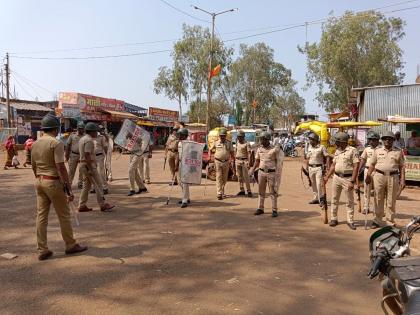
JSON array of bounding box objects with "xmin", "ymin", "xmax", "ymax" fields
[
  {"xmin": 249, "ymin": 131, "xmax": 280, "ymax": 217},
  {"xmin": 127, "ymin": 132, "xmax": 148, "ymax": 196},
  {"xmin": 165, "ymin": 124, "xmax": 180, "ymax": 185},
  {"xmin": 366, "ymin": 131, "xmax": 405, "ymax": 228},
  {"xmin": 235, "ymin": 130, "xmax": 252, "ymax": 197},
  {"xmin": 209, "ymin": 128, "xmax": 235, "ymax": 200},
  {"xmin": 65, "ymin": 121, "xmax": 84, "ymax": 188},
  {"xmin": 358, "ymin": 131, "xmax": 380, "ymax": 214},
  {"xmin": 31, "ymin": 113, "xmax": 87, "ymax": 261},
  {"xmin": 175, "ymin": 128, "xmax": 190, "ymax": 208},
  {"xmin": 324, "ymin": 132, "xmax": 359, "ymax": 230},
  {"xmin": 94, "ymin": 126, "xmax": 109, "ymax": 194},
  {"xmin": 305, "ymin": 132, "xmax": 329, "ymax": 204},
  {"xmin": 78, "ymin": 122, "xmax": 114, "ymax": 212}
]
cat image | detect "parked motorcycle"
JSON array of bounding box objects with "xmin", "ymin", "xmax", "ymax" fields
[
  {"xmin": 368, "ymin": 216, "xmax": 420, "ymax": 315},
  {"xmin": 283, "ymin": 139, "xmax": 298, "ymax": 157}
]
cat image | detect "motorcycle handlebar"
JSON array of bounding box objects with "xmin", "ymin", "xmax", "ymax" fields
[{"xmin": 368, "ymin": 255, "xmax": 385, "ymax": 279}]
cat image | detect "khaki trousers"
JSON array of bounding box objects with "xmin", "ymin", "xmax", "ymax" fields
[
  {"xmin": 128, "ymin": 154, "xmax": 145, "ymax": 191},
  {"xmin": 78, "ymin": 164, "xmax": 104, "ymax": 208},
  {"xmin": 258, "ymin": 170, "xmax": 278, "ymax": 211},
  {"xmin": 215, "ymin": 160, "xmax": 229, "ymax": 196},
  {"xmin": 139, "ymin": 154, "xmax": 150, "ymax": 182},
  {"xmin": 35, "ymin": 177, "xmax": 76, "ymax": 254},
  {"xmin": 373, "ymin": 173, "xmax": 399, "ymax": 224},
  {"xmin": 167, "ymin": 151, "xmax": 177, "ymax": 181},
  {"xmin": 331, "ymin": 175, "xmax": 354, "ymax": 223},
  {"xmin": 68, "ymin": 153, "xmax": 82, "ymax": 186},
  {"xmin": 309, "ymin": 166, "xmax": 324, "ymax": 201},
  {"xmin": 96, "ymin": 154, "xmax": 108, "ymax": 189},
  {"xmin": 236, "ymin": 160, "xmax": 251, "ymax": 192},
  {"xmin": 364, "ymin": 171, "xmax": 376, "ymax": 213}
]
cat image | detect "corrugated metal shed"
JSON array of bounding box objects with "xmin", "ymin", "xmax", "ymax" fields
[
  {"xmin": 356, "ymin": 84, "xmax": 420, "ymax": 139},
  {"xmin": 9, "ymin": 102, "xmax": 51, "ymax": 112}
]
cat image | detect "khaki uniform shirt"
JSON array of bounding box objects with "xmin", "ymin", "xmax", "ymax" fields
[
  {"xmin": 211, "ymin": 140, "xmax": 234, "ymax": 161},
  {"xmin": 360, "ymin": 146, "xmax": 377, "ymax": 168},
  {"xmin": 79, "ymin": 134, "xmax": 95, "ymax": 165},
  {"xmin": 256, "ymin": 145, "xmax": 279, "ymax": 170},
  {"xmin": 31, "ymin": 134, "xmax": 65, "ymax": 177},
  {"xmin": 67, "ymin": 133, "xmax": 82, "ymax": 154},
  {"xmin": 94, "ymin": 135, "xmax": 107, "ymax": 155},
  {"xmin": 166, "ymin": 134, "xmax": 179, "ymax": 152},
  {"xmin": 235, "ymin": 141, "xmax": 251, "ymax": 159},
  {"xmin": 307, "ymin": 144, "xmax": 328, "ymax": 165},
  {"xmin": 333, "ymin": 146, "xmax": 359, "ymax": 174},
  {"xmin": 371, "ymin": 147, "xmax": 404, "ymax": 172}
]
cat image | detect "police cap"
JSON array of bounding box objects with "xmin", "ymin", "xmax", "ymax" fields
[
  {"xmin": 381, "ymin": 131, "xmax": 395, "ymax": 140},
  {"xmin": 85, "ymin": 122, "xmax": 99, "ymax": 132},
  {"xmin": 219, "ymin": 128, "xmax": 227, "ymax": 136},
  {"xmin": 77, "ymin": 121, "xmax": 85, "ymax": 129},
  {"xmin": 334, "ymin": 132, "xmax": 350, "ymax": 143},
  {"xmin": 41, "ymin": 113, "xmax": 60, "ymax": 130},
  {"xmin": 260, "ymin": 131, "xmax": 271, "ymax": 140},
  {"xmin": 177, "ymin": 128, "xmax": 189, "ymax": 136},
  {"xmin": 237, "ymin": 130, "xmax": 245, "ymax": 137},
  {"xmin": 367, "ymin": 131, "xmax": 380, "ymax": 140},
  {"xmin": 308, "ymin": 132, "xmax": 319, "ymax": 141}
]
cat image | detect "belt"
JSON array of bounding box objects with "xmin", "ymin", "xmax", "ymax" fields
[
  {"xmin": 215, "ymin": 158, "xmax": 228, "ymax": 163},
  {"xmin": 259, "ymin": 168, "xmax": 276, "ymax": 173},
  {"xmin": 96, "ymin": 153, "xmax": 103, "ymax": 156},
  {"xmin": 37, "ymin": 175, "xmax": 59, "ymax": 180},
  {"xmin": 71, "ymin": 151, "xmax": 79, "ymax": 155},
  {"xmin": 376, "ymin": 169, "xmax": 399, "ymax": 176},
  {"xmin": 236, "ymin": 157, "xmax": 248, "ymax": 160},
  {"xmin": 309, "ymin": 164, "xmax": 323, "ymax": 167},
  {"xmin": 334, "ymin": 172, "xmax": 352, "ymax": 178}
]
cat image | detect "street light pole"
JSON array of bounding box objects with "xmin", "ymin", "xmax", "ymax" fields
[
  {"xmin": 5, "ymin": 53, "xmax": 11, "ymax": 128},
  {"xmin": 193, "ymin": 6, "xmax": 237, "ymax": 133}
]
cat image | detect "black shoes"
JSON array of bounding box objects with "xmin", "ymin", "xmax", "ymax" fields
[
  {"xmin": 309, "ymin": 199, "xmax": 319, "ymax": 204},
  {"xmin": 103, "ymin": 189, "xmax": 109, "ymax": 195},
  {"xmin": 272, "ymin": 211, "xmax": 278, "ymax": 218},
  {"xmin": 347, "ymin": 223, "xmax": 357, "ymax": 230},
  {"xmin": 178, "ymin": 199, "xmax": 191, "ymax": 204},
  {"xmin": 247, "ymin": 192, "xmax": 253, "ymax": 197},
  {"xmin": 254, "ymin": 209, "xmax": 264, "ymax": 216},
  {"xmin": 136, "ymin": 188, "xmax": 148, "ymax": 194},
  {"xmin": 127, "ymin": 190, "xmax": 136, "ymax": 196},
  {"xmin": 237, "ymin": 191, "xmax": 246, "ymax": 196},
  {"xmin": 371, "ymin": 221, "xmax": 380, "ymax": 229},
  {"xmin": 180, "ymin": 203, "xmax": 188, "ymax": 208},
  {"xmin": 38, "ymin": 250, "xmax": 53, "ymax": 261},
  {"xmin": 217, "ymin": 195, "xmax": 223, "ymax": 200},
  {"xmin": 329, "ymin": 220, "xmax": 338, "ymax": 227}
]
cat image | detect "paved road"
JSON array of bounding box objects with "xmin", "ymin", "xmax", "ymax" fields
[{"xmin": 1, "ymin": 150, "xmax": 419, "ymax": 315}]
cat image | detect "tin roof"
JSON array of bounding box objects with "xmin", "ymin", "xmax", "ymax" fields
[
  {"xmin": 352, "ymin": 83, "xmax": 420, "ymax": 92},
  {"xmin": 0, "ymin": 102, "xmax": 51, "ymax": 112}
]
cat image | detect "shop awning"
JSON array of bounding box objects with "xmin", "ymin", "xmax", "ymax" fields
[
  {"xmin": 137, "ymin": 120, "xmax": 155, "ymax": 127},
  {"xmin": 100, "ymin": 109, "xmax": 138, "ymax": 120}
]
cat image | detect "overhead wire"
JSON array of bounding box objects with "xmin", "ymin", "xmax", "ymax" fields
[
  {"xmin": 11, "ymin": 73, "xmax": 37, "ymax": 100},
  {"xmin": 158, "ymin": 0, "xmax": 210, "ymax": 24},
  {"xmin": 12, "ymin": 70, "xmax": 56, "ymax": 97}
]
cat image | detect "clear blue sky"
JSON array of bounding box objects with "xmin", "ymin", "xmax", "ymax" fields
[{"xmin": 1, "ymin": 0, "xmax": 419, "ymax": 119}]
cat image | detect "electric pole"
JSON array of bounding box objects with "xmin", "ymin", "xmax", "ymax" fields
[
  {"xmin": 192, "ymin": 6, "xmax": 237, "ymax": 133},
  {"xmin": 5, "ymin": 53, "xmax": 11, "ymax": 128}
]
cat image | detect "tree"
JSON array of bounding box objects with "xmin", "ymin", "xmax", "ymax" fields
[
  {"xmin": 227, "ymin": 43, "xmax": 293, "ymax": 125},
  {"xmin": 300, "ymin": 11, "xmax": 405, "ymax": 112}
]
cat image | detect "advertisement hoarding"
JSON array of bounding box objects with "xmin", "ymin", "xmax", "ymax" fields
[{"xmin": 149, "ymin": 107, "xmax": 179, "ymax": 122}]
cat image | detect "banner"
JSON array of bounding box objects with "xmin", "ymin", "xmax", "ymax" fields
[
  {"xmin": 180, "ymin": 141, "xmax": 204, "ymax": 185},
  {"xmin": 149, "ymin": 107, "xmax": 179, "ymax": 122},
  {"xmin": 114, "ymin": 119, "xmax": 150, "ymax": 155},
  {"xmin": 275, "ymin": 148, "xmax": 285, "ymax": 192}
]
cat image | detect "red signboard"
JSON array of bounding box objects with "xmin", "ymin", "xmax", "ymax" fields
[
  {"xmin": 78, "ymin": 94, "xmax": 124, "ymax": 112},
  {"xmin": 149, "ymin": 107, "xmax": 179, "ymax": 122}
]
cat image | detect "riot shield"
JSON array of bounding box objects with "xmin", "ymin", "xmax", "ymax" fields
[
  {"xmin": 180, "ymin": 141, "xmax": 204, "ymax": 185},
  {"xmin": 114, "ymin": 119, "xmax": 150, "ymax": 156}
]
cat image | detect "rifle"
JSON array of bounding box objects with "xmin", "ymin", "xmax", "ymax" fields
[
  {"xmin": 356, "ymin": 186, "xmax": 362, "ymax": 213},
  {"xmin": 301, "ymin": 166, "xmax": 312, "ymax": 187},
  {"xmin": 320, "ymin": 179, "xmax": 328, "ymax": 224}
]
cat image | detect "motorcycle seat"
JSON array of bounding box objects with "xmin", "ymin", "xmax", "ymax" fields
[{"xmin": 391, "ymin": 257, "xmax": 420, "ymax": 282}]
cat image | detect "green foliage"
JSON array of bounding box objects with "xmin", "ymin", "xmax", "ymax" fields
[{"xmin": 300, "ymin": 11, "xmax": 405, "ymax": 112}]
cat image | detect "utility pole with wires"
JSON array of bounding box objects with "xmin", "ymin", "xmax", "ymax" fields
[
  {"xmin": 192, "ymin": 5, "xmax": 237, "ymax": 133},
  {"xmin": 4, "ymin": 53, "xmax": 11, "ymax": 128}
]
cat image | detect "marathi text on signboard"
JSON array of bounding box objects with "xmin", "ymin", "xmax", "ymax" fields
[
  {"xmin": 405, "ymin": 155, "xmax": 420, "ymax": 181},
  {"xmin": 148, "ymin": 107, "xmax": 179, "ymax": 122}
]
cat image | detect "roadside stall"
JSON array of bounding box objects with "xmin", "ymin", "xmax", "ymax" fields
[{"xmin": 378, "ymin": 115, "xmax": 420, "ymax": 182}]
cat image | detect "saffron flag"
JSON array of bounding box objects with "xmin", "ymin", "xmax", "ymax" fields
[{"xmin": 209, "ymin": 64, "xmax": 222, "ymax": 79}]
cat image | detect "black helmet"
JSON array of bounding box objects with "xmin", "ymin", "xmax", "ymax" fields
[
  {"xmin": 381, "ymin": 131, "xmax": 395, "ymax": 140},
  {"xmin": 219, "ymin": 128, "xmax": 227, "ymax": 136},
  {"xmin": 334, "ymin": 132, "xmax": 350, "ymax": 143},
  {"xmin": 367, "ymin": 131, "xmax": 380, "ymax": 140},
  {"xmin": 77, "ymin": 121, "xmax": 85, "ymax": 129},
  {"xmin": 308, "ymin": 132, "xmax": 319, "ymax": 141},
  {"xmin": 237, "ymin": 130, "xmax": 245, "ymax": 137},
  {"xmin": 85, "ymin": 122, "xmax": 99, "ymax": 132},
  {"xmin": 177, "ymin": 128, "xmax": 189, "ymax": 136},
  {"xmin": 41, "ymin": 113, "xmax": 60, "ymax": 130},
  {"xmin": 260, "ymin": 131, "xmax": 271, "ymax": 140}
]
